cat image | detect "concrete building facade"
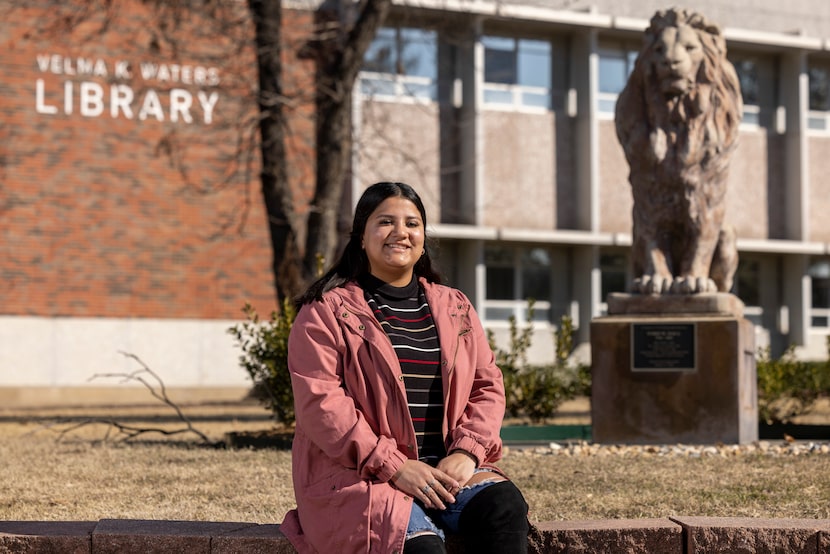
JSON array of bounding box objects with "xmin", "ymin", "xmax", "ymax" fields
[
  {"xmin": 2, "ymin": 0, "xmax": 830, "ymax": 399},
  {"xmin": 353, "ymin": 0, "xmax": 830, "ymax": 365}
]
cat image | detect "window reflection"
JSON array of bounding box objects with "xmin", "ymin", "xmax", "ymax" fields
[
  {"xmin": 484, "ymin": 245, "xmax": 553, "ymax": 323},
  {"xmin": 810, "ymin": 259, "xmax": 830, "ymax": 328},
  {"xmin": 364, "ymin": 27, "xmax": 397, "ymax": 74},
  {"xmin": 485, "ymin": 245, "xmax": 515, "ymax": 301},
  {"xmin": 734, "ymin": 259, "xmax": 760, "ymax": 306},
  {"xmin": 361, "ymin": 27, "xmax": 437, "ymax": 101},
  {"xmin": 400, "ymin": 28, "xmax": 437, "ymax": 79},
  {"xmin": 730, "ymin": 56, "xmax": 762, "ymax": 125},
  {"xmin": 600, "ymin": 253, "xmax": 627, "ymax": 300},
  {"xmin": 483, "ymin": 36, "xmax": 551, "ymax": 109},
  {"xmin": 518, "ymin": 40, "xmax": 551, "ymax": 88},
  {"xmin": 598, "ymin": 49, "xmax": 637, "ymax": 94},
  {"xmin": 732, "ymin": 58, "xmax": 759, "ymax": 106},
  {"xmin": 808, "ymin": 64, "xmax": 830, "ymax": 132},
  {"xmin": 809, "ymin": 67, "xmax": 830, "ymax": 111},
  {"xmin": 483, "ymin": 36, "xmax": 516, "ymax": 84},
  {"xmin": 597, "ymin": 46, "xmax": 638, "ymax": 114}
]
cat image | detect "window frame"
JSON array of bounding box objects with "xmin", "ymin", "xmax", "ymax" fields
[
  {"xmin": 807, "ymin": 62, "xmax": 830, "ymax": 134},
  {"xmin": 597, "ymin": 251, "xmax": 629, "ymax": 314},
  {"xmin": 482, "ymin": 35, "xmax": 553, "ymax": 112},
  {"xmin": 733, "ymin": 257, "xmax": 765, "ymax": 329},
  {"xmin": 597, "ymin": 45, "xmax": 639, "ymax": 119},
  {"xmin": 729, "ymin": 55, "xmax": 765, "ymax": 129},
  {"xmin": 483, "ymin": 245, "xmax": 555, "ymax": 325},
  {"xmin": 359, "ymin": 26, "xmax": 438, "ymax": 104},
  {"xmin": 809, "ymin": 258, "xmax": 830, "ymax": 330}
]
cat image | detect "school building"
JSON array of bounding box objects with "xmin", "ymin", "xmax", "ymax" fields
[{"xmin": 2, "ymin": 0, "xmax": 830, "ymax": 401}]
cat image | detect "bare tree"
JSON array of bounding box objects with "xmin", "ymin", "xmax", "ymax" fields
[
  {"xmin": 302, "ymin": 0, "xmax": 390, "ymax": 289},
  {"xmin": 248, "ymin": 0, "xmax": 304, "ymax": 303},
  {"xmin": 248, "ymin": 0, "xmax": 391, "ymax": 303}
]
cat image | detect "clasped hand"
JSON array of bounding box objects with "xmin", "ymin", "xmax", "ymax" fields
[{"xmin": 390, "ymin": 452, "xmax": 476, "ymax": 510}]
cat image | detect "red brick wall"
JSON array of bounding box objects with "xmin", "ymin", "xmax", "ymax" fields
[{"xmin": 0, "ymin": 1, "xmax": 315, "ymax": 320}]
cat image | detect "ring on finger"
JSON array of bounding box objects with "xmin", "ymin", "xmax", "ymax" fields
[
  {"xmin": 421, "ymin": 485, "xmax": 432, "ymax": 495},
  {"xmin": 428, "ymin": 479, "xmax": 437, "ymax": 488}
]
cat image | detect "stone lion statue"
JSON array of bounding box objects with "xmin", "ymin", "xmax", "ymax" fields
[{"xmin": 615, "ymin": 8, "xmax": 742, "ymax": 294}]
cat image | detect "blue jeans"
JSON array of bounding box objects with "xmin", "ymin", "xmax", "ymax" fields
[{"xmin": 405, "ymin": 470, "xmax": 501, "ymax": 541}]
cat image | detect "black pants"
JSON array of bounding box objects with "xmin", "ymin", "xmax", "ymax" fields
[{"xmin": 404, "ymin": 481, "xmax": 529, "ymax": 554}]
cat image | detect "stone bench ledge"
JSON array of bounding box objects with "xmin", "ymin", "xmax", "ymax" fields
[{"xmin": 2, "ymin": 517, "xmax": 830, "ymax": 553}]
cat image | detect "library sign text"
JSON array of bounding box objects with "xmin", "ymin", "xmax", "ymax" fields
[{"xmin": 34, "ymin": 54, "xmax": 220, "ymax": 125}]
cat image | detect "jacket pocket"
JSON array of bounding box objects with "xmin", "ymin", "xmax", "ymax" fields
[
  {"xmin": 303, "ymin": 466, "xmax": 367, "ymax": 509},
  {"xmin": 297, "ymin": 466, "xmax": 372, "ymax": 553}
]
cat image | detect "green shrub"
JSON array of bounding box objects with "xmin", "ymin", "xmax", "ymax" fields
[
  {"xmin": 488, "ymin": 307, "xmax": 533, "ymax": 419},
  {"xmin": 554, "ymin": 315, "xmax": 592, "ymax": 399},
  {"xmin": 488, "ymin": 302, "xmax": 590, "ymax": 422},
  {"xmin": 227, "ymin": 300, "xmax": 296, "ymax": 425},
  {"xmin": 756, "ymin": 340, "xmax": 830, "ymax": 424}
]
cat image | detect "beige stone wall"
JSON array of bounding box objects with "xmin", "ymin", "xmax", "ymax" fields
[
  {"xmin": 725, "ymin": 131, "xmax": 785, "ymax": 240},
  {"xmin": 502, "ymin": 0, "xmax": 830, "ymax": 38},
  {"xmin": 355, "ymin": 101, "xmax": 442, "ymax": 225},
  {"xmin": 481, "ymin": 110, "xmax": 557, "ymax": 229},
  {"xmin": 598, "ymin": 120, "xmax": 633, "ymax": 234},
  {"xmin": 808, "ymin": 136, "xmax": 830, "ymax": 242}
]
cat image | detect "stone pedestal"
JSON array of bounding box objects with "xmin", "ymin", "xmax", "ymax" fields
[{"xmin": 591, "ymin": 293, "xmax": 757, "ymax": 445}]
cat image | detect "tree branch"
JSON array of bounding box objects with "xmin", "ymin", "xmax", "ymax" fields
[{"xmin": 41, "ymin": 352, "xmax": 218, "ymax": 446}]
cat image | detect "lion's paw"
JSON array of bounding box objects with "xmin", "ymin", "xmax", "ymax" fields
[
  {"xmin": 633, "ymin": 275, "xmax": 672, "ymax": 295},
  {"xmin": 671, "ymin": 276, "xmax": 717, "ymax": 294}
]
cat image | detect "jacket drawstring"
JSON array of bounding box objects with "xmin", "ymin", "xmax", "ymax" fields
[{"xmin": 366, "ymin": 480, "xmax": 373, "ymax": 553}]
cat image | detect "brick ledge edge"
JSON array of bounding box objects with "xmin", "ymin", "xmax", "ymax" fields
[{"xmin": 2, "ymin": 516, "xmax": 830, "ymax": 553}]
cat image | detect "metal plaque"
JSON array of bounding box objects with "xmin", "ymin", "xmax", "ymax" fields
[{"xmin": 631, "ymin": 322, "xmax": 696, "ymax": 372}]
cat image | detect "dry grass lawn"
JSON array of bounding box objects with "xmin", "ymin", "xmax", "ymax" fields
[{"xmin": 2, "ymin": 399, "xmax": 830, "ymax": 525}]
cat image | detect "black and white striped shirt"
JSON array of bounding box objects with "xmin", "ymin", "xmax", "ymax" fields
[{"xmin": 361, "ymin": 275, "xmax": 446, "ymax": 465}]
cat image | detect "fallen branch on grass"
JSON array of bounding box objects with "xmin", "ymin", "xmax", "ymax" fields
[{"xmin": 42, "ymin": 352, "xmax": 219, "ymax": 447}]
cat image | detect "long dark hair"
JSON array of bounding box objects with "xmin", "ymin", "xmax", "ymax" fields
[{"xmin": 296, "ymin": 182, "xmax": 442, "ymax": 307}]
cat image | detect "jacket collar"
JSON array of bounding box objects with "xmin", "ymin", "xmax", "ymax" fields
[{"xmin": 329, "ymin": 278, "xmax": 466, "ymax": 328}]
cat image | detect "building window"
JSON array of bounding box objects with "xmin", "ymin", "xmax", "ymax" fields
[
  {"xmin": 731, "ymin": 57, "xmax": 761, "ymax": 126},
  {"xmin": 361, "ymin": 27, "xmax": 437, "ymax": 101},
  {"xmin": 734, "ymin": 259, "xmax": 760, "ymax": 305},
  {"xmin": 809, "ymin": 258, "xmax": 830, "ymax": 329},
  {"xmin": 600, "ymin": 253, "xmax": 628, "ymax": 299},
  {"xmin": 808, "ymin": 64, "xmax": 830, "ymax": 132},
  {"xmin": 734, "ymin": 258, "xmax": 763, "ymax": 327},
  {"xmin": 598, "ymin": 47, "xmax": 638, "ymax": 115},
  {"xmin": 484, "ymin": 245, "xmax": 552, "ymax": 323},
  {"xmin": 596, "ymin": 252, "xmax": 628, "ymax": 315},
  {"xmin": 483, "ymin": 36, "xmax": 551, "ymax": 110}
]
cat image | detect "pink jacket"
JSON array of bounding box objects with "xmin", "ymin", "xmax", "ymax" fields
[{"xmin": 280, "ymin": 278, "xmax": 506, "ymax": 554}]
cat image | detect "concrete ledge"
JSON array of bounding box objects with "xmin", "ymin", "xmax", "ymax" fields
[
  {"xmin": 606, "ymin": 292, "xmax": 745, "ymax": 318},
  {"xmin": 530, "ymin": 518, "xmax": 683, "ymax": 553},
  {"xmin": 2, "ymin": 518, "xmax": 830, "ymax": 553},
  {"xmin": 0, "ymin": 521, "xmax": 97, "ymax": 553},
  {"xmin": 672, "ymin": 516, "xmax": 830, "ymax": 553}
]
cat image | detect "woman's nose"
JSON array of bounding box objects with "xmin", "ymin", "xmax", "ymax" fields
[{"xmin": 391, "ymin": 220, "xmax": 407, "ymax": 234}]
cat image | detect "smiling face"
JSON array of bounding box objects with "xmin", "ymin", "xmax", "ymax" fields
[{"xmin": 361, "ymin": 196, "xmax": 425, "ymax": 287}]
